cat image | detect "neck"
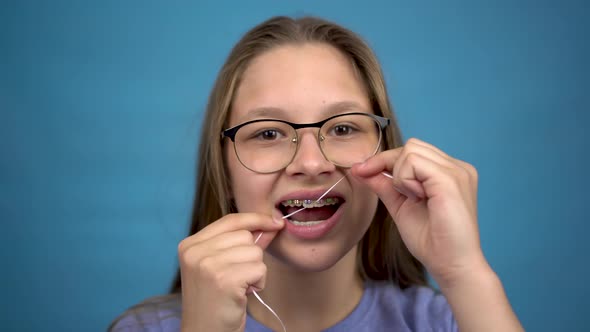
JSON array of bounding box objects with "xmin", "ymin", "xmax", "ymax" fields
[{"xmin": 247, "ymin": 246, "xmax": 364, "ymax": 331}]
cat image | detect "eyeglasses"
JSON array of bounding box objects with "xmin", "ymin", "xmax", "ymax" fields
[{"xmin": 221, "ymin": 112, "xmax": 390, "ymax": 174}]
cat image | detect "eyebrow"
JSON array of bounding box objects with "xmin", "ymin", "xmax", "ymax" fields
[
  {"xmin": 243, "ymin": 101, "xmax": 368, "ymax": 122},
  {"xmin": 245, "ymin": 107, "xmax": 288, "ymax": 120}
]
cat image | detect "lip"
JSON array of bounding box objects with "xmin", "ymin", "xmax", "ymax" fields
[{"xmin": 275, "ymin": 188, "xmax": 346, "ymax": 240}]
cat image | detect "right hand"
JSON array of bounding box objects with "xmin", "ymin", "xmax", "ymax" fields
[{"xmin": 178, "ymin": 212, "xmax": 285, "ymax": 332}]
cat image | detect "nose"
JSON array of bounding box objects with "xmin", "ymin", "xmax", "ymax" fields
[{"xmin": 285, "ymin": 129, "xmax": 336, "ymax": 177}]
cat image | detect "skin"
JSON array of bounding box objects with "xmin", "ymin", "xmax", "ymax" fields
[
  {"xmin": 178, "ymin": 44, "xmax": 524, "ymax": 331},
  {"xmin": 352, "ymin": 142, "xmax": 523, "ymax": 331},
  {"xmin": 228, "ymin": 44, "xmax": 379, "ymax": 273}
]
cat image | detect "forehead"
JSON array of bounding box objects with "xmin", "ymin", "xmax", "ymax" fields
[{"xmin": 229, "ymin": 43, "xmax": 370, "ymax": 125}]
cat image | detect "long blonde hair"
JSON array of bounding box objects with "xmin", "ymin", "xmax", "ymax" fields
[{"xmin": 171, "ymin": 16, "xmax": 426, "ymax": 292}]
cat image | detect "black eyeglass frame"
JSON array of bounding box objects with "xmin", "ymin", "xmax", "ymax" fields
[{"xmin": 220, "ymin": 112, "xmax": 391, "ymax": 173}]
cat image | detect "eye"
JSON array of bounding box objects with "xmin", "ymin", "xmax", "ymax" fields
[
  {"xmin": 259, "ymin": 129, "xmax": 279, "ymax": 140},
  {"xmin": 252, "ymin": 129, "xmax": 285, "ymax": 141},
  {"xmin": 331, "ymin": 124, "xmax": 356, "ymax": 136}
]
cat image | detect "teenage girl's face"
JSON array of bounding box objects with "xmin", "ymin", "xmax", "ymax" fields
[{"xmin": 225, "ymin": 43, "xmax": 379, "ymax": 272}]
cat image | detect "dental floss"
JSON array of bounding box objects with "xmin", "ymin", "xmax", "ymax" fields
[
  {"xmin": 281, "ymin": 173, "xmax": 347, "ymax": 220},
  {"xmin": 253, "ymin": 234, "xmax": 287, "ymax": 332},
  {"xmin": 251, "ymin": 172, "xmax": 348, "ymax": 332},
  {"xmin": 381, "ymin": 171, "xmax": 414, "ymax": 197},
  {"xmin": 381, "ymin": 171, "xmax": 393, "ymax": 179},
  {"xmin": 281, "ymin": 206, "xmax": 306, "ymax": 220},
  {"xmin": 251, "ymin": 289, "xmax": 287, "ymax": 332},
  {"xmin": 255, "ymin": 232, "xmax": 263, "ymax": 244}
]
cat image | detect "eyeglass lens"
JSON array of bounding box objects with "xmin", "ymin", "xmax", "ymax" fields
[{"xmin": 233, "ymin": 114, "xmax": 382, "ymax": 173}]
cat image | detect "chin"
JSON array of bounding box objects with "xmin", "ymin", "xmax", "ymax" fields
[{"xmin": 265, "ymin": 238, "xmax": 357, "ymax": 273}]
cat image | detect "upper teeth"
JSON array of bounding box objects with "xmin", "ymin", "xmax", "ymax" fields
[{"xmin": 281, "ymin": 197, "xmax": 340, "ymax": 208}]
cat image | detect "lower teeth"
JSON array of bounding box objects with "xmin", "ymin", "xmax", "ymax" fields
[{"xmin": 288, "ymin": 219, "xmax": 324, "ymax": 226}]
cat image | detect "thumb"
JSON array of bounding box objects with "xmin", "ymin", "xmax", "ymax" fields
[{"xmin": 252, "ymin": 209, "xmax": 284, "ymax": 250}]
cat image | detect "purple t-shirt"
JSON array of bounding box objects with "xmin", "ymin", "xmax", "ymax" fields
[{"xmin": 109, "ymin": 281, "xmax": 457, "ymax": 331}]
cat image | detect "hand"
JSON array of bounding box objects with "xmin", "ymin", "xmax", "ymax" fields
[
  {"xmin": 351, "ymin": 138, "xmax": 486, "ymax": 288},
  {"xmin": 177, "ymin": 212, "xmax": 284, "ymax": 332}
]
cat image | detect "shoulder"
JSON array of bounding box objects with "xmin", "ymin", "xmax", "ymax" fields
[
  {"xmin": 108, "ymin": 294, "xmax": 182, "ymax": 332},
  {"xmin": 367, "ymin": 281, "xmax": 457, "ymax": 331}
]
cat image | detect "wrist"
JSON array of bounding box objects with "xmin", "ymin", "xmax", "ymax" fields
[
  {"xmin": 434, "ymin": 255, "xmax": 497, "ymax": 292},
  {"xmin": 434, "ymin": 259, "xmax": 524, "ymax": 332}
]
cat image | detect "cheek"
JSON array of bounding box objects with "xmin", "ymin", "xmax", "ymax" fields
[
  {"xmin": 226, "ymin": 150, "xmax": 277, "ymax": 214},
  {"xmin": 232, "ymin": 178, "xmax": 276, "ymax": 214},
  {"xmin": 226, "ymin": 150, "xmax": 247, "ymax": 209}
]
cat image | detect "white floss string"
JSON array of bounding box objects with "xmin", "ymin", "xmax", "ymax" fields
[
  {"xmin": 251, "ymin": 172, "xmax": 348, "ymax": 332},
  {"xmin": 253, "ymin": 236, "xmax": 287, "ymax": 332},
  {"xmin": 381, "ymin": 171, "xmax": 393, "ymax": 179},
  {"xmin": 282, "ymin": 174, "xmax": 347, "ymax": 220}
]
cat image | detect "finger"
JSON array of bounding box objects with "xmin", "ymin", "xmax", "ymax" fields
[
  {"xmin": 351, "ymin": 148, "xmax": 421, "ymax": 205},
  {"xmin": 178, "ymin": 230, "xmax": 251, "ymax": 266},
  {"xmin": 394, "ymin": 142, "xmax": 454, "ymax": 183},
  {"xmin": 204, "ymin": 230, "xmax": 259, "ymax": 253},
  {"xmin": 351, "ymin": 148, "xmax": 403, "ymax": 178},
  {"xmin": 232, "ymin": 262, "xmax": 268, "ymax": 295},
  {"xmin": 405, "ymin": 137, "xmax": 451, "ymax": 159},
  {"xmin": 353, "ymin": 147, "xmax": 440, "ymax": 201},
  {"xmin": 213, "ymin": 245, "xmax": 265, "ymax": 265},
  {"xmin": 203, "ymin": 261, "xmax": 267, "ymax": 298},
  {"xmin": 179, "ymin": 238, "xmax": 265, "ymax": 274},
  {"xmin": 188, "ymin": 244, "xmax": 266, "ymax": 283},
  {"xmin": 395, "ymin": 152, "xmax": 454, "ymax": 199},
  {"xmin": 212, "ymin": 248, "xmax": 266, "ymax": 293},
  {"xmin": 403, "ymin": 138, "xmax": 479, "ymax": 182},
  {"xmin": 351, "ymin": 164, "xmax": 408, "ymax": 214},
  {"xmin": 252, "ymin": 209, "xmax": 284, "ymax": 250},
  {"xmin": 392, "ymin": 143, "xmax": 456, "ymax": 187},
  {"xmin": 191, "ymin": 212, "xmax": 284, "ymax": 245}
]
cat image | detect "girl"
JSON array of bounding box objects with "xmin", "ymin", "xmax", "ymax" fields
[{"xmin": 110, "ymin": 16, "xmax": 523, "ymax": 332}]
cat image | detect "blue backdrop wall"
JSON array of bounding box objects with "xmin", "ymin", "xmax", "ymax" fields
[{"xmin": 1, "ymin": 0, "xmax": 588, "ymax": 331}]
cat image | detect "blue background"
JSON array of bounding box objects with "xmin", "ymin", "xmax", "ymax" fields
[{"xmin": 1, "ymin": 0, "xmax": 588, "ymax": 331}]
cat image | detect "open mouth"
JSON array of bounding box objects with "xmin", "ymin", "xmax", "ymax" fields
[{"xmin": 278, "ymin": 197, "xmax": 344, "ymax": 225}]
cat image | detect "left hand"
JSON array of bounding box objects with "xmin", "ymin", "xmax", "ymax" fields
[{"xmin": 351, "ymin": 138, "xmax": 487, "ymax": 287}]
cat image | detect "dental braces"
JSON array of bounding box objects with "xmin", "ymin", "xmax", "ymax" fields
[{"xmin": 282, "ymin": 197, "xmax": 338, "ymax": 208}]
